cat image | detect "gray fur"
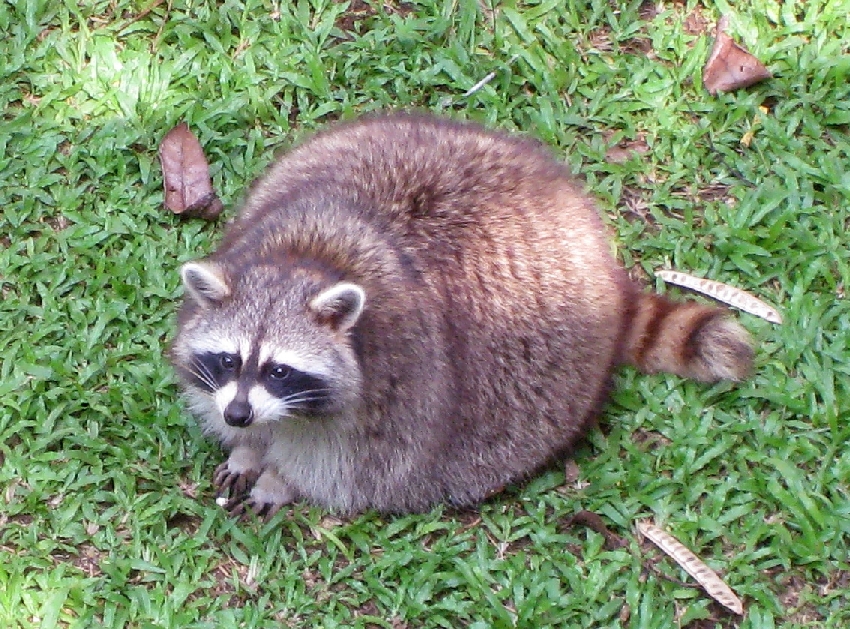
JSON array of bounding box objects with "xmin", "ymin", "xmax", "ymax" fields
[{"xmin": 171, "ymin": 112, "xmax": 753, "ymax": 515}]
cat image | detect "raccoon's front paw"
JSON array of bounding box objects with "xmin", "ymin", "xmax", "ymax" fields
[
  {"xmin": 213, "ymin": 462, "xmax": 260, "ymax": 502},
  {"xmin": 212, "ymin": 445, "xmax": 263, "ymax": 504},
  {"xmin": 228, "ymin": 469, "xmax": 298, "ymax": 521}
]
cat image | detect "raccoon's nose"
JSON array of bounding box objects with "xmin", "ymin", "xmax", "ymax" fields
[{"xmin": 223, "ymin": 399, "xmax": 253, "ymax": 427}]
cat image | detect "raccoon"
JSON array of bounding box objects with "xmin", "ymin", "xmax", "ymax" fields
[{"xmin": 171, "ymin": 112, "xmax": 753, "ymax": 516}]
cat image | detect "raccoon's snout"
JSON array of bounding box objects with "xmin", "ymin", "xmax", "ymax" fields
[{"xmin": 224, "ymin": 399, "xmax": 253, "ymax": 427}]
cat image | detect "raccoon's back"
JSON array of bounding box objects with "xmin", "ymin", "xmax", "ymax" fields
[{"xmin": 221, "ymin": 114, "xmax": 614, "ymax": 278}]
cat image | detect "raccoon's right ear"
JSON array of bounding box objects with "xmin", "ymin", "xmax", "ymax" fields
[
  {"xmin": 310, "ymin": 283, "xmax": 365, "ymax": 332},
  {"xmin": 181, "ymin": 262, "xmax": 231, "ymax": 308}
]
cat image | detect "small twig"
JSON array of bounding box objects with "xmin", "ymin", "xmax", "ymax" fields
[
  {"xmin": 439, "ymin": 53, "xmax": 521, "ymax": 109},
  {"xmin": 463, "ymin": 54, "xmax": 520, "ymax": 97},
  {"xmin": 151, "ymin": 0, "xmax": 173, "ymax": 52},
  {"xmin": 563, "ymin": 510, "xmax": 627, "ymax": 550},
  {"xmin": 116, "ymin": 0, "xmax": 165, "ymax": 34}
]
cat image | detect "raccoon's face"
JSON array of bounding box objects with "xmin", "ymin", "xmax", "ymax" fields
[{"xmin": 172, "ymin": 261, "xmax": 365, "ymax": 433}]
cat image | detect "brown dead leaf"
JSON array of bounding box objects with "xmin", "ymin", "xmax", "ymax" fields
[
  {"xmin": 638, "ymin": 521, "xmax": 744, "ymax": 616},
  {"xmin": 703, "ymin": 16, "xmax": 772, "ymax": 95},
  {"xmin": 656, "ymin": 269, "xmax": 782, "ymax": 324},
  {"xmin": 159, "ymin": 122, "xmax": 224, "ymax": 220}
]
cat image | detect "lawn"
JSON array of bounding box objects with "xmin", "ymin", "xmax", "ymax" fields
[{"xmin": 1, "ymin": 0, "xmax": 849, "ymax": 627}]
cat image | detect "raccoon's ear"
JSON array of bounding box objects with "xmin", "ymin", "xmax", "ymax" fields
[
  {"xmin": 181, "ymin": 262, "xmax": 231, "ymax": 307},
  {"xmin": 310, "ymin": 283, "xmax": 365, "ymax": 332}
]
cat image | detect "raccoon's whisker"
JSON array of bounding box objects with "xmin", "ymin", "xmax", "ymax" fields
[
  {"xmin": 191, "ymin": 363, "xmax": 215, "ymax": 388},
  {"xmin": 285, "ymin": 386, "xmax": 331, "ymax": 397},
  {"xmin": 284, "ymin": 397, "xmax": 325, "ymax": 406},
  {"xmin": 190, "ymin": 364, "xmax": 216, "ymax": 391},
  {"xmin": 189, "ymin": 358, "xmax": 217, "ymax": 391},
  {"xmin": 284, "ymin": 389, "xmax": 331, "ymax": 406},
  {"xmin": 188, "ymin": 367, "xmax": 215, "ymax": 391},
  {"xmin": 283, "ymin": 393, "xmax": 332, "ymax": 409},
  {"xmin": 285, "ymin": 388, "xmax": 331, "ymax": 399}
]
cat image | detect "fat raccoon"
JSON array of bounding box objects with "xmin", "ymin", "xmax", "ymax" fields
[{"xmin": 171, "ymin": 112, "xmax": 753, "ymax": 516}]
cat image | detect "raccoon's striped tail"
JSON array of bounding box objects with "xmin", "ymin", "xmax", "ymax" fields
[{"xmin": 623, "ymin": 293, "xmax": 754, "ymax": 383}]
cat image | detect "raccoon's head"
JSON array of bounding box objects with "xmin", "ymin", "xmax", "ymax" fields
[{"xmin": 172, "ymin": 261, "xmax": 365, "ymax": 435}]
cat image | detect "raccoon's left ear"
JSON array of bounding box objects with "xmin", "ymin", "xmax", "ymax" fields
[
  {"xmin": 310, "ymin": 283, "xmax": 365, "ymax": 332},
  {"xmin": 181, "ymin": 262, "xmax": 231, "ymax": 308}
]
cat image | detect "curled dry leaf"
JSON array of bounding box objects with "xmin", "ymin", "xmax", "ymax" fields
[
  {"xmin": 656, "ymin": 269, "xmax": 782, "ymax": 324},
  {"xmin": 159, "ymin": 122, "xmax": 224, "ymax": 220},
  {"xmin": 564, "ymin": 459, "xmax": 581, "ymax": 485},
  {"xmin": 637, "ymin": 521, "xmax": 744, "ymax": 616},
  {"xmin": 739, "ymin": 112, "xmax": 763, "ymax": 148},
  {"xmin": 703, "ymin": 16, "xmax": 772, "ymax": 95}
]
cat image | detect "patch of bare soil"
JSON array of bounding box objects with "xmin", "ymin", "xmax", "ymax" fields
[
  {"xmin": 683, "ymin": 5, "xmax": 713, "ymax": 37},
  {"xmin": 618, "ymin": 184, "xmax": 654, "ymax": 224},
  {"xmin": 334, "ymin": 0, "xmax": 415, "ymax": 36},
  {"xmin": 778, "ymin": 570, "xmax": 850, "ymax": 625},
  {"xmin": 604, "ymin": 131, "xmax": 650, "ymax": 164},
  {"xmin": 50, "ymin": 542, "xmax": 107, "ymax": 578}
]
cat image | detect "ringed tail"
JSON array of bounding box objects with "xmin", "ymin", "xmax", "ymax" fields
[{"xmin": 623, "ymin": 293, "xmax": 754, "ymax": 382}]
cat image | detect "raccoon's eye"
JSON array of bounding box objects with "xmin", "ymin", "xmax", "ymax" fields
[
  {"xmin": 268, "ymin": 365, "xmax": 291, "ymax": 381},
  {"xmin": 219, "ymin": 354, "xmax": 238, "ymax": 371}
]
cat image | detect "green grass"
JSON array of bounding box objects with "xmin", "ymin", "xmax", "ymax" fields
[{"xmin": 2, "ymin": 0, "xmax": 849, "ymax": 627}]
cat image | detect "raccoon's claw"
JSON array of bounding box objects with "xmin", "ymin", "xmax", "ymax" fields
[
  {"xmin": 223, "ymin": 495, "xmax": 248, "ymax": 517},
  {"xmin": 226, "ymin": 496, "xmax": 283, "ymax": 522},
  {"xmin": 213, "ymin": 462, "xmax": 260, "ymax": 502},
  {"xmin": 213, "ymin": 464, "xmax": 296, "ymax": 520}
]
